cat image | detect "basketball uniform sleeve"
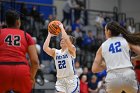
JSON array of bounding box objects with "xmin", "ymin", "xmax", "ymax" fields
[{"xmin": 26, "ymin": 33, "xmax": 35, "ymax": 46}]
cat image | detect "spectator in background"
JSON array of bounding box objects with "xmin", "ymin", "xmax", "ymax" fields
[
  {"xmin": 127, "ymin": 24, "xmax": 135, "ymax": 33},
  {"xmin": 30, "ymin": 5, "xmax": 44, "ymax": 38},
  {"xmin": 95, "ymin": 13, "xmax": 104, "ymax": 29},
  {"xmin": 73, "ymin": 0, "xmax": 84, "ymax": 22},
  {"xmin": 71, "ymin": 19, "xmax": 82, "ymax": 31},
  {"xmin": 20, "ymin": 3, "xmax": 28, "ymax": 19},
  {"xmin": 43, "ymin": 14, "xmax": 56, "ymax": 39},
  {"xmin": 35, "ymin": 13, "xmax": 44, "ymax": 38},
  {"xmin": 44, "ymin": 14, "xmax": 54, "ymax": 28},
  {"xmin": 27, "ymin": 6, "xmax": 40, "ymax": 37},
  {"xmin": 94, "ymin": 36, "xmax": 103, "ymax": 53},
  {"xmin": 88, "ymin": 75, "xmax": 98, "ymax": 93},
  {"xmin": 62, "ymin": 0, "xmax": 73, "ymax": 25},
  {"xmin": 25, "ymin": 13, "xmax": 35, "ymax": 36},
  {"xmin": 104, "ymin": 15, "xmax": 111, "ymax": 24},
  {"xmin": 75, "ymin": 61, "xmax": 83, "ymax": 77},
  {"xmin": 82, "ymin": 67, "xmax": 89, "ymax": 75},
  {"xmin": 20, "ymin": 3, "xmax": 29, "ymax": 31},
  {"xmin": 119, "ymin": 20, "xmax": 126, "ymax": 28},
  {"xmin": 97, "ymin": 77, "xmax": 106, "ymax": 93},
  {"xmin": 0, "ymin": 2, "xmax": 4, "ymax": 22},
  {"xmin": 0, "ymin": 10, "xmax": 39, "ymax": 93},
  {"xmin": 80, "ymin": 74, "xmax": 88, "ymax": 93},
  {"xmin": 30, "ymin": 6, "xmax": 40, "ymax": 22},
  {"xmin": 72, "ymin": 27, "xmax": 83, "ymax": 48},
  {"xmin": 81, "ymin": 67, "xmax": 93, "ymax": 82},
  {"xmin": 65, "ymin": 25, "xmax": 72, "ymax": 35},
  {"xmin": 0, "ymin": 21, "xmax": 6, "ymax": 29},
  {"xmin": 72, "ymin": 27, "xmax": 82, "ymax": 39},
  {"xmin": 82, "ymin": 31, "xmax": 95, "ymax": 52}
]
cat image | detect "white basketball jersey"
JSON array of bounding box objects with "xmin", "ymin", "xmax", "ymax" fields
[
  {"xmin": 102, "ymin": 37, "xmax": 133, "ymax": 72},
  {"xmin": 54, "ymin": 48, "xmax": 76, "ymax": 78}
]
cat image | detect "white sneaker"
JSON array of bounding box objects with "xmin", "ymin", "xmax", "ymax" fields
[
  {"xmin": 37, "ymin": 78, "xmax": 41, "ymax": 82},
  {"xmin": 40, "ymin": 64, "xmax": 45, "ymax": 69},
  {"xmin": 44, "ymin": 79, "xmax": 49, "ymax": 83}
]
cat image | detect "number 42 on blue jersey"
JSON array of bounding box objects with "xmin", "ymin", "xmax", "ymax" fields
[{"xmin": 109, "ymin": 42, "xmax": 122, "ymax": 53}]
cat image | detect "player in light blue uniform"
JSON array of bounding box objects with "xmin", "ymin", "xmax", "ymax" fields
[
  {"xmin": 92, "ymin": 21, "xmax": 140, "ymax": 93},
  {"xmin": 43, "ymin": 22, "xmax": 79, "ymax": 93}
]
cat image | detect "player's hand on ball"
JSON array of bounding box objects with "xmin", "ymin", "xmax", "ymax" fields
[
  {"xmin": 57, "ymin": 22, "xmax": 64, "ymax": 30},
  {"xmin": 48, "ymin": 20, "xmax": 61, "ymax": 36},
  {"xmin": 48, "ymin": 32, "xmax": 56, "ymax": 37},
  {"xmin": 50, "ymin": 20, "xmax": 64, "ymax": 30}
]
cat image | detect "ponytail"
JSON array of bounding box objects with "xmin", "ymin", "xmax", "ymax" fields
[{"xmin": 106, "ymin": 21, "xmax": 140, "ymax": 45}]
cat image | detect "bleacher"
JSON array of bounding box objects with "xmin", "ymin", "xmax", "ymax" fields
[{"xmin": 33, "ymin": 60, "xmax": 56, "ymax": 93}]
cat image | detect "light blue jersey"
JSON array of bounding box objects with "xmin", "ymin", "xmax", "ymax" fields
[
  {"xmin": 54, "ymin": 48, "xmax": 79, "ymax": 93},
  {"xmin": 102, "ymin": 37, "xmax": 138, "ymax": 93},
  {"xmin": 102, "ymin": 37, "xmax": 133, "ymax": 72},
  {"xmin": 54, "ymin": 48, "xmax": 76, "ymax": 78}
]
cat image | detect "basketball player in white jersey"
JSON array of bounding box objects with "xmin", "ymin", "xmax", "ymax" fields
[
  {"xmin": 43, "ymin": 22, "xmax": 79, "ymax": 93},
  {"xmin": 92, "ymin": 21, "xmax": 140, "ymax": 93}
]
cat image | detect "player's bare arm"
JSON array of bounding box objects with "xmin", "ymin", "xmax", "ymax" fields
[
  {"xmin": 43, "ymin": 32, "xmax": 55, "ymax": 57},
  {"xmin": 129, "ymin": 44, "xmax": 140, "ymax": 55},
  {"xmin": 92, "ymin": 47, "xmax": 106, "ymax": 73},
  {"xmin": 28, "ymin": 45, "xmax": 39, "ymax": 86},
  {"xmin": 59, "ymin": 23, "xmax": 76, "ymax": 57}
]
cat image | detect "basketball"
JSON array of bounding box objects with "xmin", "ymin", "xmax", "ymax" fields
[{"xmin": 48, "ymin": 20, "xmax": 61, "ymax": 35}]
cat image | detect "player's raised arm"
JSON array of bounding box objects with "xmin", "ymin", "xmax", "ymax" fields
[
  {"xmin": 59, "ymin": 23, "xmax": 76, "ymax": 57},
  {"xmin": 43, "ymin": 32, "xmax": 55, "ymax": 57}
]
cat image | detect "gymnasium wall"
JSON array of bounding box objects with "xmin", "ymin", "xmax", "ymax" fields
[
  {"xmin": 120, "ymin": 0, "xmax": 140, "ymax": 23},
  {"xmin": 53, "ymin": 0, "xmax": 64, "ymax": 21},
  {"xmin": 54, "ymin": 0, "xmax": 119, "ymax": 22},
  {"xmin": 87, "ymin": 0, "xmax": 118, "ymax": 11},
  {"xmin": 17, "ymin": 0, "xmax": 53, "ymax": 19},
  {"xmin": 54, "ymin": 0, "xmax": 140, "ymax": 23}
]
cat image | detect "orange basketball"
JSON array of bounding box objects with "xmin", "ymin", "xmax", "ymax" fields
[{"xmin": 48, "ymin": 20, "xmax": 61, "ymax": 35}]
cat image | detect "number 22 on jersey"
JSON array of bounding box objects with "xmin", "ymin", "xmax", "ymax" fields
[
  {"xmin": 109, "ymin": 42, "xmax": 122, "ymax": 53},
  {"xmin": 58, "ymin": 60, "xmax": 66, "ymax": 69}
]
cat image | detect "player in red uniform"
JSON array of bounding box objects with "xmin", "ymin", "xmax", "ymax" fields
[
  {"xmin": 132, "ymin": 55, "xmax": 140, "ymax": 83},
  {"xmin": 0, "ymin": 10, "xmax": 39, "ymax": 93}
]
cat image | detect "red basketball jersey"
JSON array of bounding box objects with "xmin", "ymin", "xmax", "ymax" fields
[
  {"xmin": 135, "ymin": 60, "xmax": 140, "ymax": 83},
  {"xmin": 0, "ymin": 28, "xmax": 35, "ymax": 63}
]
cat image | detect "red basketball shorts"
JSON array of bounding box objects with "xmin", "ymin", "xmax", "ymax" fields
[{"xmin": 0, "ymin": 65, "xmax": 32, "ymax": 93}]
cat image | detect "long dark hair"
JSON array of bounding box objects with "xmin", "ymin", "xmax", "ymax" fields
[
  {"xmin": 5, "ymin": 10, "xmax": 27, "ymax": 41},
  {"xmin": 5, "ymin": 10, "xmax": 20, "ymax": 27},
  {"xmin": 106, "ymin": 21, "xmax": 140, "ymax": 45}
]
